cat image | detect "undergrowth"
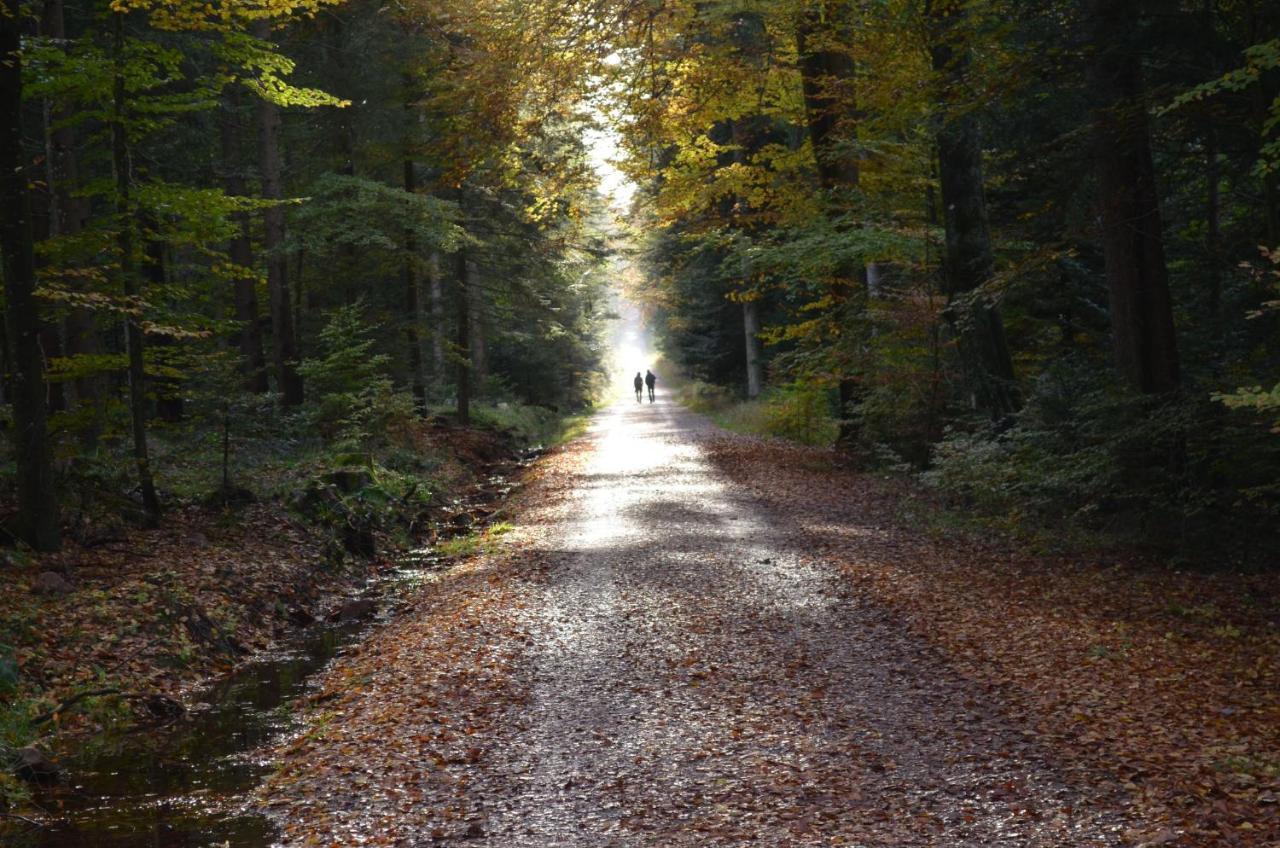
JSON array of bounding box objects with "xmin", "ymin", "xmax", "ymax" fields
[{"xmin": 678, "ymin": 381, "xmax": 839, "ymax": 447}]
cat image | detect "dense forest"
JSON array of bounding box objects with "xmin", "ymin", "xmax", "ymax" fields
[
  {"xmin": 2, "ymin": 0, "xmax": 1279, "ymax": 841},
  {"xmin": 0, "ymin": 0, "xmax": 627, "ymax": 563},
  {"xmin": 608, "ymin": 0, "xmax": 1280, "ymax": 562},
  {"xmin": 3, "ymin": 0, "xmax": 1278, "ymax": 561}
]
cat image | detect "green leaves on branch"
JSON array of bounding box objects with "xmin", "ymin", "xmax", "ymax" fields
[
  {"xmin": 214, "ymin": 31, "xmax": 347, "ymax": 108},
  {"xmin": 1164, "ymin": 38, "xmax": 1280, "ymax": 176},
  {"xmin": 289, "ymin": 173, "xmax": 464, "ymax": 258}
]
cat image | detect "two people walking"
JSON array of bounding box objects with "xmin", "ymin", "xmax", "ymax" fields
[{"xmin": 633, "ymin": 370, "xmax": 656, "ymax": 403}]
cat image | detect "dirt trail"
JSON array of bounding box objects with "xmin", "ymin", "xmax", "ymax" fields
[{"xmin": 261, "ymin": 392, "xmax": 1135, "ymax": 846}]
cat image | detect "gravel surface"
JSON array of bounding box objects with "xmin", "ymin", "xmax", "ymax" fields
[{"xmin": 262, "ymin": 392, "xmax": 1138, "ymax": 846}]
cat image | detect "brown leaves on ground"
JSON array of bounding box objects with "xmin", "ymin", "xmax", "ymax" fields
[
  {"xmin": 253, "ymin": 441, "xmax": 580, "ymax": 844},
  {"xmin": 1, "ymin": 503, "xmax": 363, "ymax": 734},
  {"xmin": 701, "ymin": 434, "xmax": 1280, "ymax": 848}
]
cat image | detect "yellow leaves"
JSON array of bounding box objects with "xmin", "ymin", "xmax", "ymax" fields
[{"xmin": 110, "ymin": 0, "xmax": 344, "ymax": 33}]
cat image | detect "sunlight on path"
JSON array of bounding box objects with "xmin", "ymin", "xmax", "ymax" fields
[{"xmin": 473, "ymin": 395, "xmax": 1130, "ymax": 847}]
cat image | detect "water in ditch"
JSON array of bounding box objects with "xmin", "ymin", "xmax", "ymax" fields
[{"xmin": 1, "ymin": 457, "xmax": 531, "ymax": 848}]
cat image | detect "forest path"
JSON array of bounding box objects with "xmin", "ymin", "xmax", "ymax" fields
[{"xmin": 261, "ymin": 391, "xmax": 1134, "ymax": 846}]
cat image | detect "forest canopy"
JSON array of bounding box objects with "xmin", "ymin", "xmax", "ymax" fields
[{"xmin": 0, "ymin": 0, "xmax": 1278, "ymax": 561}]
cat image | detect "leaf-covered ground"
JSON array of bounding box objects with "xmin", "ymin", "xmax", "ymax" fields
[
  {"xmin": 256, "ymin": 393, "xmax": 1278, "ymax": 846},
  {"xmin": 0, "ymin": 420, "xmax": 520, "ymax": 742},
  {"xmin": 700, "ymin": 435, "xmax": 1280, "ymax": 847},
  {"xmin": 2, "ymin": 503, "xmax": 339, "ymax": 736}
]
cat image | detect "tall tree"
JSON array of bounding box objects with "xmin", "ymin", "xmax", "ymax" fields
[
  {"xmin": 453, "ymin": 245, "xmax": 472, "ymax": 424},
  {"xmin": 221, "ymin": 90, "xmax": 270, "ymax": 393},
  {"xmin": 926, "ymin": 0, "xmax": 1019, "ymax": 419},
  {"xmin": 1084, "ymin": 0, "xmax": 1180, "ymax": 393},
  {"xmin": 728, "ymin": 11, "xmax": 767, "ymax": 400},
  {"xmin": 41, "ymin": 0, "xmax": 100, "ymax": 425},
  {"xmin": 403, "ymin": 75, "xmax": 427, "ymax": 412},
  {"xmin": 1, "ymin": 0, "xmax": 61, "ymax": 550},
  {"xmin": 795, "ymin": 0, "xmax": 865, "ymax": 446},
  {"xmin": 253, "ymin": 20, "xmax": 304, "ymax": 406},
  {"xmin": 112, "ymin": 7, "xmax": 161, "ymax": 523}
]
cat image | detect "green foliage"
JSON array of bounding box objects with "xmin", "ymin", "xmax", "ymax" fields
[
  {"xmin": 677, "ymin": 381, "xmax": 735, "ymax": 413},
  {"xmin": 759, "ymin": 383, "xmax": 837, "ymax": 446},
  {"xmin": 289, "ymin": 173, "xmax": 463, "ymax": 259},
  {"xmin": 678, "ymin": 381, "xmax": 836, "ymax": 446},
  {"xmin": 298, "ymin": 301, "xmax": 415, "ymax": 449},
  {"xmin": 1164, "ymin": 38, "xmax": 1280, "ymax": 175},
  {"xmin": 437, "ymin": 522, "xmax": 513, "ymax": 560},
  {"xmin": 925, "ymin": 364, "xmax": 1280, "ymax": 562}
]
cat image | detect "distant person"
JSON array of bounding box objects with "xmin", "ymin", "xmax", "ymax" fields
[
  {"xmin": 633, "ymin": 372, "xmax": 643, "ymax": 403},
  {"xmin": 644, "ymin": 369, "xmax": 656, "ymax": 403}
]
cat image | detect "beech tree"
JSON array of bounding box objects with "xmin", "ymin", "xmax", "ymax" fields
[{"xmin": 2, "ymin": 0, "xmax": 61, "ymax": 550}]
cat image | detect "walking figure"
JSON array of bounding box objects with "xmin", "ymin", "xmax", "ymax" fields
[
  {"xmin": 633, "ymin": 372, "xmax": 643, "ymax": 403},
  {"xmin": 644, "ymin": 369, "xmax": 656, "ymax": 403}
]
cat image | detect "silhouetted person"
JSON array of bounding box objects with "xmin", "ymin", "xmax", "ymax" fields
[
  {"xmin": 644, "ymin": 369, "xmax": 656, "ymax": 403},
  {"xmin": 633, "ymin": 372, "xmax": 643, "ymax": 403}
]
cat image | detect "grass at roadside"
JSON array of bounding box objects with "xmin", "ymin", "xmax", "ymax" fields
[{"xmin": 676, "ymin": 380, "xmax": 838, "ymax": 447}]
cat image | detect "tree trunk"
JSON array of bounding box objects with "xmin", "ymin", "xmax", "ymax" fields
[
  {"xmin": 1206, "ymin": 127, "xmax": 1221, "ymax": 320},
  {"xmin": 43, "ymin": 0, "xmax": 101, "ymax": 426},
  {"xmin": 39, "ymin": 0, "xmax": 85, "ymax": 243},
  {"xmin": 429, "ymin": 251, "xmax": 444, "ymax": 381},
  {"xmin": 1085, "ymin": 0, "xmax": 1181, "ymax": 394},
  {"xmin": 728, "ymin": 110, "xmax": 766, "ymax": 401},
  {"xmin": 113, "ymin": 10, "xmax": 160, "ymax": 524},
  {"xmin": 742, "ymin": 298, "xmax": 763, "ymax": 399},
  {"xmin": 927, "ymin": 0, "xmax": 1019, "ymax": 420},
  {"xmin": 220, "ymin": 89, "xmax": 269, "ymax": 393},
  {"xmin": 469, "ymin": 258, "xmax": 486, "ymax": 399},
  {"xmin": 402, "ymin": 79, "xmax": 426, "ymax": 413},
  {"xmin": 796, "ymin": 2, "xmax": 860, "ymax": 193},
  {"xmin": 141, "ymin": 227, "xmax": 182, "ymax": 423},
  {"xmin": 453, "ymin": 247, "xmax": 471, "ymax": 424},
  {"xmin": 795, "ymin": 1, "xmax": 864, "ymax": 448},
  {"xmin": 253, "ymin": 21, "xmax": 303, "ymax": 406},
  {"xmin": 35, "ymin": 105, "xmax": 65, "ymax": 415},
  {"xmin": 1, "ymin": 0, "xmax": 60, "ymax": 550}
]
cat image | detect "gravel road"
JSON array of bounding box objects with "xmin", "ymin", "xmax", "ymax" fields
[
  {"xmin": 262, "ymin": 391, "xmax": 1137, "ymax": 846},
  {"xmin": 463, "ymin": 392, "xmax": 1131, "ymax": 846}
]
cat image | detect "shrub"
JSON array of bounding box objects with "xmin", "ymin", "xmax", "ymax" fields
[
  {"xmin": 924, "ymin": 360, "xmax": 1280, "ymax": 562},
  {"xmin": 677, "ymin": 381, "xmax": 734, "ymax": 413},
  {"xmin": 761, "ymin": 383, "xmax": 838, "ymax": 446},
  {"xmin": 298, "ymin": 301, "xmax": 415, "ymax": 449}
]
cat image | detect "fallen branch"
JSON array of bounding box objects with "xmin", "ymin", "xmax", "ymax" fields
[{"xmin": 32, "ymin": 688, "xmax": 183, "ymax": 725}]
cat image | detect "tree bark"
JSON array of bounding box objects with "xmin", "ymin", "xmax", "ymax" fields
[
  {"xmin": 453, "ymin": 247, "xmax": 471, "ymax": 424},
  {"xmin": 220, "ymin": 89, "xmax": 269, "ymax": 393},
  {"xmin": 1085, "ymin": 0, "xmax": 1180, "ymax": 394},
  {"xmin": 46, "ymin": 0, "xmax": 99, "ymax": 440},
  {"xmin": 796, "ymin": 2, "xmax": 860, "ymax": 193},
  {"xmin": 742, "ymin": 298, "xmax": 762, "ymax": 399},
  {"xmin": 113, "ymin": 10, "xmax": 160, "ymax": 524},
  {"xmin": 429, "ymin": 251, "xmax": 444, "ymax": 381},
  {"xmin": 253, "ymin": 21, "xmax": 303, "ymax": 406},
  {"xmin": 141, "ymin": 226, "xmax": 182, "ymax": 423},
  {"xmin": 1206, "ymin": 127, "xmax": 1221, "ymax": 320},
  {"xmin": 469, "ymin": 257, "xmax": 486, "ymax": 399},
  {"xmin": 927, "ymin": 0, "xmax": 1019, "ymax": 420},
  {"xmin": 402, "ymin": 77, "xmax": 426, "ymax": 413},
  {"xmin": 43, "ymin": 0, "xmax": 101, "ymax": 423},
  {"xmin": 795, "ymin": 0, "xmax": 864, "ymax": 448},
  {"xmin": 1, "ymin": 0, "xmax": 60, "ymax": 550}
]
